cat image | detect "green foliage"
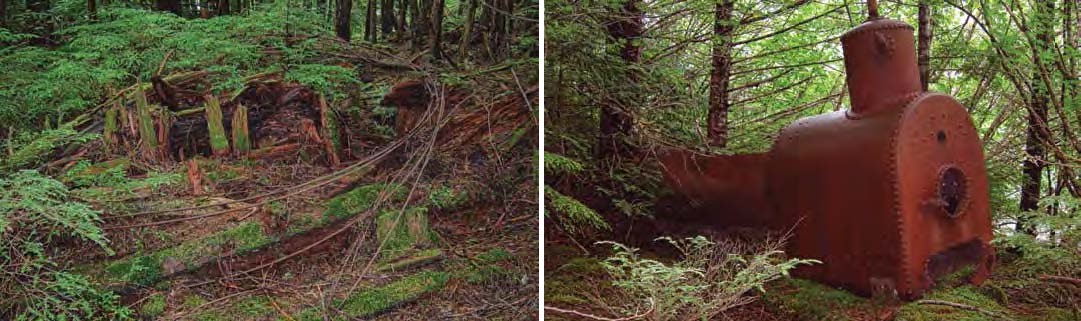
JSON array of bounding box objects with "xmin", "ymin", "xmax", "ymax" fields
[
  {"xmin": 13, "ymin": 271, "xmax": 133, "ymax": 321},
  {"xmin": 544, "ymin": 186, "xmax": 609, "ymax": 233},
  {"xmin": 284, "ymin": 63, "xmax": 360, "ymax": 101},
  {"xmin": 138, "ymin": 293, "xmax": 166, "ymax": 318},
  {"xmin": 994, "ymin": 194, "xmax": 1081, "ymax": 276},
  {"xmin": 0, "ymin": 4, "xmax": 358, "ymax": 130},
  {"xmin": 1, "ymin": 123, "xmax": 98, "ymax": 171},
  {"xmin": 1, "ymin": 170, "xmax": 129, "ymax": 320},
  {"xmin": 543, "ymin": 151, "xmax": 584, "ymax": 175},
  {"xmin": 1, "ymin": 170, "xmax": 111, "ymax": 250},
  {"xmin": 596, "ymin": 236, "xmax": 818, "ymax": 321},
  {"xmin": 426, "ymin": 184, "xmax": 469, "ymax": 210}
]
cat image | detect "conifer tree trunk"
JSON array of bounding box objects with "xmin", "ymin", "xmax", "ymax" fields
[
  {"xmin": 365, "ymin": 0, "xmax": 376, "ymax": 42},
  {"xmin": 381, "ymin": 0, "xmax": 394, "ymax": 39},
  {"xmin": 87, "ymin": 0, "xmax": 95, "ymax": 20},
  {"xmin": 917, "ymin": 0, "xmax": 932, "ymax": 91},
  {"xmin": 430, "ymin": 0, "xmax": 443, "ymax": 59},
  {"xmin": 217, "ymin": 0, "xmax": 229, "ymax": 15},
  {"xmin": 1020, "ymin": 0, "xmax": 1056, "ymax": 234},
  {"xmin": 707, "ymin": 0, "xmax": 734, "ymax": 148},
  {"xmin": 0, "ymin": 0, "xmax": 7, "ymax": 25},
  {"xmin": 597, "ymin": 0, "xmax": 641, "ymax": 158},
  {"xmin": 156, "ymin": 0, "xmax": 181, "ymax": 15},
  {"xmin": 458, "ymin": 0, "xmax": 476, "ymax": 58},
  {"xmin": 335, "ymin": 0, "xmax": 353, "ymax": 41},
  {"xmin": 396, "ymin": 0, "xmax": 407, "ymax": 41}
]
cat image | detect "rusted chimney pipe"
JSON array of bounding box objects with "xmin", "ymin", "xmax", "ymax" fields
[{"xmin": 841, "ymin": 17, "xmax": 921, "ymax": 114}]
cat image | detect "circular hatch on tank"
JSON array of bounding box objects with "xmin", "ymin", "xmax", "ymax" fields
[{"xmin": 938, "ymin": 166, "xmax": 967, "ymax": 218}]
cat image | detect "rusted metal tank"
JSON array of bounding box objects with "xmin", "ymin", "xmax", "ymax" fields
[{"xmin": 660, "ymin": 15, "xmax": 994, "ymax": 300}]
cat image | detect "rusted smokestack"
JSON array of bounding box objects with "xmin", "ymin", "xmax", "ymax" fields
[{"xmin": 841, "ymin": 17, "xmax": 921, "ymax": 114}]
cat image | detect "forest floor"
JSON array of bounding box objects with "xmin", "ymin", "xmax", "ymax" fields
[
  {"xmin": 10, "ymin": 8, "xmax": 539, "ymax": 321},
  {"xmin": 545, "ymin": 219, "xmax": 1079, "ymax": 321}
]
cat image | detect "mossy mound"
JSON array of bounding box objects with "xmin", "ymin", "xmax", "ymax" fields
[
  {"xmin": 760, "ymin": 278, "xmax": 873, "ymax": 321},
  {"xmin": 102, "ymin": 221, "xmax": 272, "ymax": 286},
  {"xmin": 544, "ymin": 254, "xmax": 608, "ymax": 307},
  {"xmin": 291, "ymin": 270, "xmax": 449, "ymax": 320},
  {"xmin": 895, "ymin": 286, "xmax": 1014, "ymax": 321},
  {"xmin": 375, "ymin": 206, "xmax": 435, "ymax": 262}
]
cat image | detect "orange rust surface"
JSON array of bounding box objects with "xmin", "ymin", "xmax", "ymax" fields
[{"xmin": 659, "ymin": 17, "xmax": 993, "ymax": 300}]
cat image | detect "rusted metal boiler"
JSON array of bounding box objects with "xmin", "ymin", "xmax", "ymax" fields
[{"xmin": 659, "ymin": 11, "xmax": 994, "ymax": 300}]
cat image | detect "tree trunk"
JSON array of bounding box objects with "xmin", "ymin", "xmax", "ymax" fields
[
  {"xmin": 335, "ymin": 0, "xmax": 352, "ymax": 41},
  {"xmin": 1019, "ymin": 0, "xmax": 1056, "ymax": 234},
  {"xmin": 597, "ymin": 0, "xmax": 642, "ymax": 158},
  {"xmin": 156, "ymin": 0, "xmax": 181, "ymax": 15},
  {"xmin": 363, "ymin": 0, "xmax": 374, "ymax": 42},
  {"xmin": 412, "ymin": 0, "xmax": 429, "ymax": 49},
  {"xmin": 0, "ymin": 0, "xmax": 7, "ymax": 25},
  {"xmin": 217, "ymin": 0, "xmax": 229, "ymax": 15},
  {"xmin": 917, "ymin": 0, "xmax": 932, "ymax": 91},
  {"xmin": 458, "ymin": 0, "xmax": 476, "ymax": 59},
  {"xmin": 707, "ymin": 0, "xmax": 735, "ymax": 148},
  {"xmin": 381, "ymin": 0, "xmax": 395, "ymax": 39},
  {"xmin": 87, "ymin": 0, "xmax": 95, "ymax": 20},
  {"xmin": 430, "ymin": 0, "xmax": 443, "ymax": 59},
  {"xmin": 396, "ymin": 0, "xmax": 407, "ymax": 40}
]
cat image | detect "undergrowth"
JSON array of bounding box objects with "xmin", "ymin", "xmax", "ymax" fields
[{"xmin": 0, "ymin": 170, "xmax": 131, "ymax": 320}]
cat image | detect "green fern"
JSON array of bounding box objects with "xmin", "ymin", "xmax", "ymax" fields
[{"xmin": 544, "ymin": 186, "xmax": 609, "ymax": 233}]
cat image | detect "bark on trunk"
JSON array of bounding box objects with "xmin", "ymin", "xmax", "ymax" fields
[
  {"xmin": 217, "ymin": 0, "xmax": 229, "ymax": 15},
  {"xmin": 156, "ymin": 0, "xmax": 181, "ymax": 15},
  {"xmin": 597, "ymin": 0, "xmax": 642, "ymax": 158},
  {"xmin": 707, "ymin": 0, "xmax": 735, "ymax": 148},
  {"xmin": 459, "ymin": 0, "xmax": 476, "ymax": 58},
  {"xmin": 335, "ymin": 0, "xmax": 353, "ymax": 41},
  {"xmin": 1019, "ymin": 0, "xmax": 1056, "ymax": 234},
  {"xmin": 365, "ymin": 0, "xmax": 376, "ymax": 42},
  {"xmin": 917, "ymin": 0, "xmax": 932, "ymax": 91},
  {"xmin": 87, "ymin": 0, "xmax": 95, "ymax": 20},
  {"xmin": 430, "ymin": 0, "xmax": 443, "ymax": 59},
  {"xmin": 381, "ymin": 0, "xmax": 395, "ymax": 38}
]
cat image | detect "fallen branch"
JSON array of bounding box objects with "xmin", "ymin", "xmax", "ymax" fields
[
  {"xmin": 544, "ymin": 303, "xmax": 653, "ymax": 321},
  {"xmin": 1039, "ymin": 274, "xmax": 1081, "ymax": 286},
  {"xmin": 915, "ymin": 300, "xmax": 1014, "ymax": 320}
]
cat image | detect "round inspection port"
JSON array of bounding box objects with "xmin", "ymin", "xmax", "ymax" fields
[{"xmin": 938, "ymin": 167, "xmax": 967, "ymax": 218}]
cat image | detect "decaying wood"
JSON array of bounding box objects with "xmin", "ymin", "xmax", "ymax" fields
[
  {"xmin": 205, "ymin": 94, "xmax": 230, "ymax": 157},
  {"xmin": 231, "ymin": 104, "xmax": 250, "ymax": 155}
]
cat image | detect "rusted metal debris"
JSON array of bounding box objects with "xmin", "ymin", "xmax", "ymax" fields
[{"xmin": 660, "ymin": 15, "xmax": 993, "ymax": 300}]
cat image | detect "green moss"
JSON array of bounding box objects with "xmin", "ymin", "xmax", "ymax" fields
[
  {"xmin": 102, "ymin": 222, "xmax": 271, "ymax": 286},
  {"xmin": 476, "ymin": 247, "xmax": 512, "ymax": 263},
  {"xmin": 544, "ymin": 257, "xmax": 606, "ymax": 306},
  {"xmin": 182, "ymin": 295, "xmax": 208, "ymax": 309},
  {"xmin": 375, "ymin": 207, "xmax": 433, "ymax": 261},
  {"xmin": 1020, "ymin": 307, "xmax": 1079, "ymax": 321},
  {"xmin": 760, "ymin": 278, "xmax": 869, "ymax": 321},
  {"xmin": 323, "ymin": 183, "xmax": 406, "ymax": 221},
  {"xmin": 895, "ymin": 286, "xmax": 1013, "ymax": 321},
  {"xmin": 138, "ymin": 293, "xmax": 165, "ymax": 318},
  {"xmin": 338, "ymin": 271, "xmax": 449, "ymax": 317},
  {"xmin": 290, "ymin": 271, "xmax": 448, "ymax": 320}
]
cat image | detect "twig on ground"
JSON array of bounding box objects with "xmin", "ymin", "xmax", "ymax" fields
[
  {"xmin": 544, "ymin": 301, "xmax": 654, "ymax": 321},
  {"xmin": 915, "ymin": 300, "xmax": 1014, "ymax": 320}
]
